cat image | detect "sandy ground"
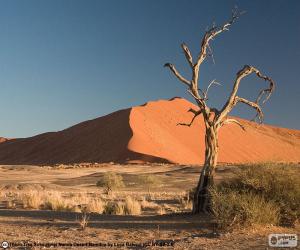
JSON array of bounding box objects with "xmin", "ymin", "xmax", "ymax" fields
[{"xmin": 0, "ymin": 163, "xmax": 299, "ymax": 249}]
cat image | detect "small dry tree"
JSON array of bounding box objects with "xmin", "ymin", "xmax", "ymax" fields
[
  {"xmin": 77, "ymin": 212, "xmax": 90, "ymax": 230},
  {"xmin": 164, "ymin": 9, "xmax": 275, "ymax": 214}
]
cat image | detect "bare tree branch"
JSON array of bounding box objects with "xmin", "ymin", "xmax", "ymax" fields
[
  {"xmin": 164, "ymin": 63, "xmax": 191, "ymax": 87},
  {"xmin": 217, "ymin": 65, "xmax": 275, "ymax": 124},
  {"xmin": 181, "ymin": 43, "xmax": 193, "ymax": 68},
  {"xmin": 203, "ymin": 79, "xmax": 221, "ymax": 100},
  {"xmin": 195, "ymin": 10, "xmax": 244, "ymax": 67},
  {"xmin": 207, "ymin": 43, "xmax": 215, "ymax": 64},
  {"xmin": 222, "ymin": 118, "xmax": 245, "ymax": 130},
  {"xmin": 254, "ymin": 70, "xmax": 275, "ymax": 104},
  {"xmin": 187, "ymin": 89, "xmax": 203, "ymax": 102},
  {"xmin": 177, "ymin": 108, "xmax": 202, "ymax": 127},
  {"xmin": 164, "ymin": 10, "xmax": 244, "ymax": 115},
  {"xmin": 235, "ymin": 96, "xmax": 264, "ymax": 123}
]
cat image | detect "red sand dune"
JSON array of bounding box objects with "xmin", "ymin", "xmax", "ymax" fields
[
  {"xmin": 0, "ymin": 97, "xmax": 300, "ymax": 165},
  {"xmin": 0, "ymin": 137, "xmax": 8, "ymax": 143}
]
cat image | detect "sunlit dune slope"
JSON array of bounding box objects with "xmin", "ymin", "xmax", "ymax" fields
[{"xmin": 0, "ymin": 97, "xmax": 299, "ymax": 165}]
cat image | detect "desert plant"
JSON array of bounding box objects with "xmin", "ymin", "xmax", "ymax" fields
[
  {"xmin": 85, "ymin": 198, "xmax": 105, "ymax": 214},
  {"xmin": 124, "ymin": 196, "xmax": 141, "ymax": 215},
  {"xmin": 103, "ymin": 201, "xmax": 125, "ymax": 215},
  {"xmin": 137, "ymin": 175, "xmax": 160, "ymax": 192},
  {"xmin": 43, "ymin": 193, "xmax": 74, "ymax": 212},
  {"xmin": 158, "ymin": 206, "xmax": 166, "ymax": 215},
  {"xmin": 178, "ymin": 192, "xmax": 193, "ymax": 211},
  {"xmin": 164, "ymin": 7, "xmax": 275, "ymax": 213},
  {"xmin": 210, "ymin": 187, "xmax": 280, "ymax": 230},
  {"xmin": 21, "ymin": 191, "xmax": 44, "ymax": 209},
  {"xmin": 222, "ymin": 163, "xmax": 300, "ymax": 226},
  {"xmin": 77, "ymin": 212, "xmax": 90, "ymax": 230},
  {"xmin": 96, "ymin": 172, "xmax": 125, "ymax": 194},
  {"xmin": 6, "ymin": 200, "xmax": 16, "ymax": 209},
  {"xmin": 141, "ymin": 196, "xmax": 159, "ymax": 210}
]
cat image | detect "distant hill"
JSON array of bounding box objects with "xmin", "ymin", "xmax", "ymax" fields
[{"xmin": 0, "ymin": 97, "xmax": 299, "ymax": 165}]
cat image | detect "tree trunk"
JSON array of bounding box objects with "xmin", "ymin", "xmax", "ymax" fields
[{"xmin": 193, "ymin": 126, "xmax": 219, "ymax": 214}]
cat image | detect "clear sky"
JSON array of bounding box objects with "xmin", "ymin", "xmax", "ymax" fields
[{"xmin": 1, "ymin": 0, "xmax": 299, "ymax": 138}]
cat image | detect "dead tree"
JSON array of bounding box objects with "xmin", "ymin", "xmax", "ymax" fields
[{"xmin": 164, "ymin": 9, "xmax": 275, "ymax": 214}]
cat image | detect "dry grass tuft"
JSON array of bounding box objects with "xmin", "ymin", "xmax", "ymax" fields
[
  {"xmin": 103, "ymin": 201, "xmax": 125, "ymax": 215},
  {"xmin": 141, "ymin": 196, "xmax": 159, "ymax": 210},
  {"xmin": 85, "ymin": 198, "xmax": 105, "ymax": 214},
  {"xmin": 178, "ymin": 192, "xmax": 193, "ymax": 211},
  {"xmin": 43, "ymin": 192, "xmax": 74, "ymax": 212},
  {"xmin": 124, "ymin": 196, "xmax": 141, "ymax": 215},
  {"xmin": 21, "ymin": 191, "xmax": 44, "ymax": 209}
]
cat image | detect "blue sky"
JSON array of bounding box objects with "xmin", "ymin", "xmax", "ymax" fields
[{"xmin": 0, "ymin": 0, "xmax": 299, "ymax": 137}]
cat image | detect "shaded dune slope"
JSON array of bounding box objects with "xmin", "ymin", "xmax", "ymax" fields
[
  {"xmin": 0, "ymin": 109, "xmax": 167, "ymax": 165},
  {"xmin": 0, "ymin": 98, "xmax": 299, "ymax": 165}
]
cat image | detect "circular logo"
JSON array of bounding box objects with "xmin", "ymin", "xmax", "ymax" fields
[
  {"xmin": 1, "ymin": 241, "xmax": 9, "ymax": 249},
  {"xmin": 270, "ymin": 236, "xmax": 278, "ymax": 245}
]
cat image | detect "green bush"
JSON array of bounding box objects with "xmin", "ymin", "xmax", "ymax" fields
[
  {"xmin": 210, "ymin": 163, "xmax": 300, "ymax": 229},
  {"xmin": 96, "ymin": 172, "xmax": 125, "ymax": 193}
]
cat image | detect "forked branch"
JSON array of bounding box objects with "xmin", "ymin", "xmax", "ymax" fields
[
  {"xmin": 218, "ymin": 65, "xmax": 275, "ymax": 124},
  {"xmin": 235, "ymin": 96, "xmax": 264, "ymax": 123},
  {"xmin": 165, "ymin": 9, "xmax": 244, "ymax": 108},
  {"xmin": 203, "ymin": 79, "xmax": 221, "ymax": 100},
  {"xmin": 177, "ymin": 108, "xmax": 202, "ymax": 127},
  {"xmin": 195, "ymin": 9, "xmax": 244, "ymax": 67}
]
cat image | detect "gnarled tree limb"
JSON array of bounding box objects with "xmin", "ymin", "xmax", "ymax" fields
[
  {"xmin": 164, "ymin": 63, "xmax": 191, "ymax": 87},
  {"xmin": 181, "ymin": 43, "xmax": 193, "ymax": 68},
  {"xmin": 195, "ymin": 10, "xmax": 243, "ymax": 67},
  {"xmin": 222, "ymin": 118, "xmax": 245, "ymax": 130},
  {"xmin": 203, "ymin": 79, "xmax": 221, "ymax": 100},
  {"xmin": 177, "ymin": 108, "xmax": 202, "ymax": 127},
  {"xmin": 217, "ymin": 65, "xmax": 275, "ymax": 124},
  {"xmin": 235, "ymin": 96, "xmax": 264, "ymax": 123}
]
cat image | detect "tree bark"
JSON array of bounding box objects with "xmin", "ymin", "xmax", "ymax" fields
[{"xmin": 193, "ymin": 126, "xmax": 218, "ymax": 214}]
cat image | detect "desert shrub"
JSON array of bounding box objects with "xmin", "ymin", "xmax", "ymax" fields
[
  {"xmin": 103, "ymin": 201, "xmax": 125, "ymax": 215},
  {"xmin": 96, "ymin": 172, "xmax": 125, "ymax": 193},
  {"xmin": 137, "ymin": 175, "xmax": 160, "ymax": 192},
  {"xmin": 76, "ymin": 212, "xmax": 90, "ymax": 230},
  {"xmin": 223, "ymin": 163, "xmax": 300, "ymax": 226},
  {"xmin": 210, "ymin": 163, "xmax": 300, "ymax": 229},
  {"xmin": 124, "ymin": 196, "xmax": 141, "ymax": 215},
  {"xmin": 210, "ymin": 187, "xmax": 279, "ymax": 230}
]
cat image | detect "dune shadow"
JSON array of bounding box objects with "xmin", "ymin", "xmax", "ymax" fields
[{"xmin": 0, "ymin": 109, "xmax": 170, "ymax": 165}]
